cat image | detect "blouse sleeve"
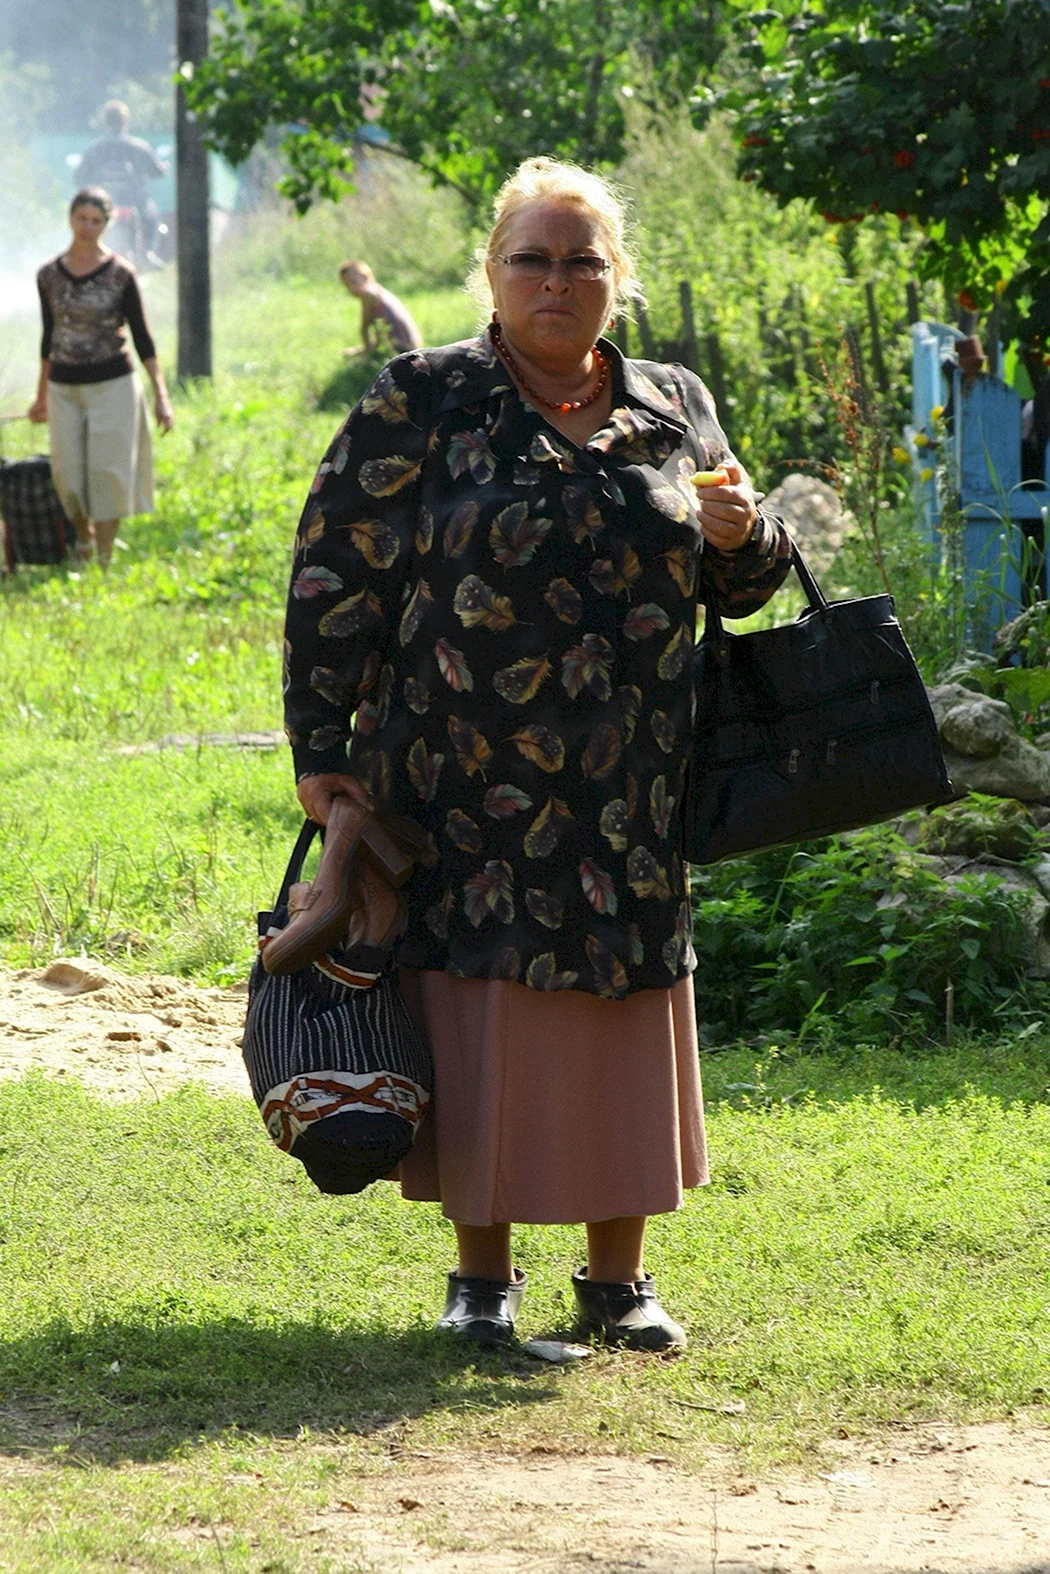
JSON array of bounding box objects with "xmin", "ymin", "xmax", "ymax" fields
[
  {"xmin": 671, "ymin": 365, "xmax": 794, "ymax": 620},
  {"xmin": 283, "ymin": 352, "xmax": 434, "ymax": 780},
  {"xmin": 38, "ymin": 275, "xmax": 54, "ymax": 361},
  {"xmin": 121, "ymin": 272, "xmax": 157, "ymax": 362}
]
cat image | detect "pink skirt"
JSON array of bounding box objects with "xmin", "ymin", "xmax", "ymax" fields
[{"xmin": 395, "ymin": 969, "xmax": 708, "ymax": 1226}]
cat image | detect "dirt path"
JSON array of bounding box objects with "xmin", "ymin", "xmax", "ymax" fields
[{"xmin": 1, "ymin": 961, "xmax": 1048, "ymax": 1571}]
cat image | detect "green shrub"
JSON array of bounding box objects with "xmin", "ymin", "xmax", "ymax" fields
[{"xmin": 691, "ymin": 826, "xmax": 1042, "ymax": 1043}]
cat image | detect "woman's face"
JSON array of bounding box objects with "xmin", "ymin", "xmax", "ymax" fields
[
  {"xmin": 70, "ymin": 203, "xmax": 109, "ymax": 245},
  {"xmin": 487, "ymin": 201, "xmax": 615, "ymax": 367}
]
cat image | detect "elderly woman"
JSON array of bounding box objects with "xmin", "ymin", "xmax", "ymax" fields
[
  {"xmin": 28, "ymin": 187, "xmax": 173, "ymax": 567},
  {"xmin": 285, "ymin": 157, "xmax": 792, "ymax": 1350}
]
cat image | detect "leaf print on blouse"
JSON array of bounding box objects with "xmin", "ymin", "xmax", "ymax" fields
[
  {"xmin": 354, "ymin": 701, "xmax": 377, "ymax": 736},
  {"xmin": 319, "ymin": 589, "xmax": 383, "ymax": 638},
  {"xmin": 492, "ymin": 946, "xmax": 522, "ymax": 981},
  {"xmin": 523, "ymin": 796, "xmax": 574, "ymax": 858},
  {"xmin": 371, "ymin": 750, "xmax": 393, "ymax": 804},
  {"xmin": 525, "ymin": 888, "xmax": 564, "ymax": 929},
  {"xmin": 309, "ymin": 725, "xmax": 349, "ymax": 753},
  {"xmin": 627, "ymin": 922, "xmax": 645, "ymax": 966},
  {"xmin": 561, "ymin": 635, "xmax": 614, "ymax": 702},
  {"xmin": 447, "ymin": 429, "xmax": 497, "ymax": 484},
  {"xmin": 407, "ymin": 738, "xmax": 445, "ymax": 802},
  {"xmin": 293, "ymin": 565, "xmax": 343, "ymax": 599},
  {"xmin": 526, "ymin": 953, "xmax": 579, "ymax": 991},
  {"xmin": 489, "ymin": 501, "xmax": 553, "ymax": 567},
  {"xmin": 443, "ymin": 499, "xmax": 479, "ymax": 559},
  {"xmin": 425, "ymin": 886, "xmax": 455, "ymax": 939},
  {"xmin": 657, "ymin": 623, "xmax": 691, "ymax": 681},
  {"xmin": 581, "ymin": 722, "xmax": 622, "ymax": 780},
  {"xmin": 627, "ymin": 846, "xmax": 673, "ymax": 901},
  {"xmin": 282, "ymin": 638, "xmax": 292, "ymax": 696},
  {"xmin": 358, "ymin": 650, "xmax": 381, "ymax": 697},
  {"xmin": 625, "ymin": 772, "xmax": 640, "ymax": 824},
  {"xmin": 586, "ymin": 933, "xmax": 629, "ymax": 999},
  {"xmin": 453, "ymin": 574, "xmax": 518, "ymax": 632},
  {"xmin": 447, "ymin": 715, "xmax": 493, "ymax": 778},
  {"xmin": 650, "ymin": 710, "xmax": 676, "ymax": 754},
  {"xmin": 309, "ymin": 665, "xmax": 356, "ymax": 708},
  {"xmin": 463, "ymin": 859, "xmax": 515, "ymax": 926},
  {"xmin": 507, "ymin": 724, "xmax": 565, "ymax": 773},
  {"xmin": 415, "ymin": 507, "xmax": 434, "ymax": 555},
  {"xmin": 435, "ymin": 637, "xmax": 473, "ymax": 692},
  {"xmin": 445, "ymin": 808, "xmax": 483, "ymax": 854},
  {"xmin": 544, "ymin": 577, "xmax": 582, "ymax": 625},
  {"xmin": 660, "ymin": 546, "xmax": 696, "ymax": 598},
  {"xmin": 399, "ymin": 579, "xmax": 435, "ymax": 646},
  {"xmin": 493, "ymin": 653, "xmax": 552, "ymax": 704},
  {"xmin": 358, "ymin": 455, "xmax": 423, "ymax": 497},
  {"xmin": 564, "ymin": 485, "xmax": 605, "ymax": 547},
  {"xmin": 376, "ymin": 662, "xmax": 395, "ymax": 727},
  {"xmin": 623, "ymin": 602, "xmax": 671, "ymax": 641},
  {"xmin": 530, "ymin": 431, "xmax": 577, "ymax": 472},
  {"xmin": 598, "ymin": 799, "xmax": 629, "ymax": 852},
  {"xmin": 360, "ymin": 367, "xmax": 411, "ymax": 424},
  {"xmin": 580, "ymin": 859, "xmax": 617, "ymax": 915},
  {"xmin": 588, "ymin": 542, "xmax": 641, "ymax": 599},
  {"xmin": 649, "ymin": 485, "xmax": 691, "ymax": 524},
  {"xmin": 650, "ymin": 775, "xmax": 675, "ymax": 839},
  {"xmin": 404, "ymin": 676, "xmax": 432, "ymax": 714},
  {"xmin": 662, "ymin": 899, "xmax": 695, "ymax": 975},
  {"xmin": 483, "ymin": 782, "xmax": 533, "ymax": 818},
  {"xmin": 615, "ymin": 685, "xmax": 642, "ymax": 744}
]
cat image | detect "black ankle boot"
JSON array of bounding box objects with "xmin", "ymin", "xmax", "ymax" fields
[
  {"xmin": 571, "ymin": 1267, "xmax": 686, "ymax": 1351},
  {"xmin": 436, "ymin": 1269, "xmax": 527, "ymax": 1346}
]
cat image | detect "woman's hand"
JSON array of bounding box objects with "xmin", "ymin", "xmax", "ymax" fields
[
  {"xmin": 692, "ymin": 459, "xmax": 758, "ymax": 553},
  {"xmin": 297, "ymin": 772, "xmax": 373, "ymax": 826},
  {"xmin": 27, "ymin": 396, "xmax": 47, "ymax": 424},
  {"xmin": 154, "ymin": 392, "xmax": 175, "ymax": 433}
]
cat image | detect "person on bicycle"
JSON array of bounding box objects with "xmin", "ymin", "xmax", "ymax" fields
[{"xmin": 75, "ymin": 102, "xmax": 167, "ymax": 267}]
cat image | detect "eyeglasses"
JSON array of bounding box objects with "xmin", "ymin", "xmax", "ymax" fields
[{"xmin": 496, "ymin": 251, "xmax": 611, "ymax": 282}]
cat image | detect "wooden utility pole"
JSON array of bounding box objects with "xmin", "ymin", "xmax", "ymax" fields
[{"xmin": 176, "ymin": 0, "xmax": 212, "ymax": 380}]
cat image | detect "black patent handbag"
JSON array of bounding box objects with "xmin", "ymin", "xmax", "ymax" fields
[{"xmin": 681, "ymin": 545, "xmax": 954, "ymax": 865}]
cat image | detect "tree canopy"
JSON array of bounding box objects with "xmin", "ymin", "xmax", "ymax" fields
[
  {"xmin": 710, "ymin": 0, "xmax": 1050, "ymax": 339},
  {"xmin": 187, "ymin": 0, "xmax": 736, "ymax": 212}
]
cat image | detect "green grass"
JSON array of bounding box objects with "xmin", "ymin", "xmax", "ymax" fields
[{"xmin": 0, "ymin": 1047, "xmax": 1048, "ymax": 1567}]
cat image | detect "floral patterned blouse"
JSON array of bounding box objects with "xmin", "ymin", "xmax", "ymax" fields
[{"xmin": 284, "ymin": 331, "xmax": 792, "ymax": 999}]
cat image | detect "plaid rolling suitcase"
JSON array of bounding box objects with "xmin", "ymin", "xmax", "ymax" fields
[{"xmin": 0, "ymin": 455, "xmax": 70, "ymax": 571}]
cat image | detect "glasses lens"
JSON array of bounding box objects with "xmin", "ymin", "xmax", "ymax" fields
[
  {"xmin": 505, "ymin": 252, "xmax": 609, "ymax": 280},
  {"xmin": 565, "ymin": 256, "xmax": 608, "ymax": 280},
  {"xmin": 507, "ymin": 252, "xmax": 552, "ymax": 278}
]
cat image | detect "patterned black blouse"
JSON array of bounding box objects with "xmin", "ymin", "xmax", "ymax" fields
[{"xmin": 284, "ymin": 331, "xmax": 793, "ymax": 999}]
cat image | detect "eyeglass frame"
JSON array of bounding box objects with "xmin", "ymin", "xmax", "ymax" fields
[{"xmin": 495, "ymin": 251, "xmax": 612, "ymax": 281}]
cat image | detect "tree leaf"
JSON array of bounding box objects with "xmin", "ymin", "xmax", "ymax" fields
[
  {"xmin": 454, "ymin": 574, "xmax": 518, "ymax": 631},
  {"xmin": 581, "ymin": 722, "xmax": 622, "ymax": 780},
  {"xmin": 293, "ymin": 564, "xmax": 344, "ymax": 599},
  {"xmin": 447, "ymin": 714, "xmax": 493, "ymax": 777},
  {"xmin": 507, "ymin": 723, "xmax": 565, "ymax": 772},
  {"xmin": 523, "ymin": 796, "xmax": 575, "ymax": 858},
  {"xmin": 435, "ymin": 637, "xmax": 474, "ymax": 692},
  {"xmin": 493, "ymin": 652, "xmax": 552, "ymax": 704},
  {"xmin": 406, "ymin": 737, "xmax": 444, "ymax": 802},
  {"xmin": 489, "ymin": 502, "xmax": 553, "ymax": 567},
  {"xmin": 358, "ymin": 454, "xmax": 423, "ymax": 497},
  {"xmin": 525, "ymin": 889, "xmax": 565, "ymax": 929},
  {"xmin": 580, "ymin": 858, "xmax": 618, "ymax": 915},
  {"xmin": 483, "ymin": 782, "xmax": 533, "ymax": 817}
]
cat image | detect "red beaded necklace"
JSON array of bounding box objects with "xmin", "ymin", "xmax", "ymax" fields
[{"xmin": 490, "ymin": 320, "xmax": 609, "ymax": 415}]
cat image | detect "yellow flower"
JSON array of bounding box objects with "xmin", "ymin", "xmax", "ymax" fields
[
  {"xmin": 892, "ymin": 446, "xmax": 911, "ymax": 464},
  {"xmin": 920, "ymin": 466, "xmax": 934, "ymax": 482},
  {"xmin": 995, "ymin": 278, "xmax": 1007, "ymax": 296},
  {"xmin": 913, "ymin": 432, "xmax": 930, "ymax": 448},
  {"xmin": 929, "ymin": 404, "xmax": 944, "ymax": 421}
]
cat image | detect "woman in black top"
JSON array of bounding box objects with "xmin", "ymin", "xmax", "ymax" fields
[{"xmin": 28, "ymin": 187, "xmax": 173, "ymax": 566}]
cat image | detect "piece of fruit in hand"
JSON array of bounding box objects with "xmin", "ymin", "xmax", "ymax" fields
[{"xmin": 689, "ymin": 466, "xmax": 730, "ymax": 488}]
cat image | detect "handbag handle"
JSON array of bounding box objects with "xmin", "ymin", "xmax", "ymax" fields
[
  {"xmin": 273, "ymin": 819, "xmax": 322, "ymax": 909},
  {"xmin": 701, "ymin": 540, "xmax": 828, "ymax": 643}
]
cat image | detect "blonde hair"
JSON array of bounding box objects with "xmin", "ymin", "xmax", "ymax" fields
[
  {"xmin": 338, "ymin": 259, "xmax": 375, "ymax": 284},
  {"xmin": 468, "ymin": 156, "xmax": 644, "ymax": 317}
]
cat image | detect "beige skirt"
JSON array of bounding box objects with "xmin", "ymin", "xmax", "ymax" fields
[
  {"xmin": 48, "ymin": 373, "xmax": 153, "ymax": 525},
  {"xmin": 396, "ymin": 970, "xmax": 708, "ymax": 1226}
]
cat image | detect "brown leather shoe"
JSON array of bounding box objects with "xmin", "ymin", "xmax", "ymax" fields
[{"xmin": 262, "ymin": 797, "xmax": 423, "ymax": 975}]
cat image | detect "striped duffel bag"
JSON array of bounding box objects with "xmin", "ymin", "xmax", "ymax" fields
[{"xmin": 243, "ymin": 819, "xmax": 432, "ymax": 1194}]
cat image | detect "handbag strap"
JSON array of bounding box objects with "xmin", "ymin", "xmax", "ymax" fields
[
  {"xmin": 273, "ymin": 819, "xmax": 322, "ymax": 909},
  {"xmin": 702, "ymin": 539, "xmax": 828, "ymax": 642}
]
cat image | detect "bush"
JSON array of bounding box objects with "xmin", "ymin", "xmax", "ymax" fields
[{"xmin": 691, "ymin": 826, "xmax": 1042, "ymax": 1044}]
